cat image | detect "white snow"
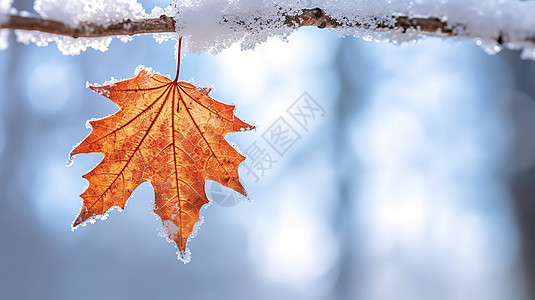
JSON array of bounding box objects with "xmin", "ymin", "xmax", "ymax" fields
[
  {"xmin": 134, "ymin": 64, "xmax": 158, "ymax": 76},
  {"xmin": 159, "ymin": 0, "xmax": 535, "ymax": 59},
  {"xmin": 155, "ymin": 0, "xmax": 296, "ymax": 54},
  {"xmin": 0, "ymin": 0, "xmax": 11, "ymax": 24},
  {"xmin": 324, "ymin": 0, "xmax": 535, "ymax": 60},
  {"xmin": 15, "ymin": 31, "xmax": 113, "ymax": 55},
  {"xmin": 0, "ymin": 0, "xmax": 13, "ymax": 50},
  {"xmin": 0, "ymin": 29, "xmax": 8, "ymax": 50},
  {"xmin": 6, "ymin": 0, "xmax": 535, "ymax": 59},
  {"xmin": 15, "ymin": 0, "xmax": 148, "ymax": 55},
  {"xmin": 34, "ymin": 0, "xmax": 146, "ymax": 27}
]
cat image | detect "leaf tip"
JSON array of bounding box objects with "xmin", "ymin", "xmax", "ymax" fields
[
  {"xmin": 71, "ymin": 214, "xmax": 84, "ymax": 230},
  {"xmin": 240, "ymin": 125, "xmax": 256, "ymax": 132},
  {"xmin": 69, "ymin": 147, "xmax": 80, "ymax": 157},
  {"xmin": 177, "ymin": 248, "xmax": 192, "ymax": 264},
  {"xmin": 198, "ymin": 87, "xmax": 212, "ymax": 95},
  {"xmin": 90, "ymin": 86, "xmax": 111, "ymax": 98},
  {"xmin": 134, "ymin": 65, "xmax": 155, "ymax": 77}
]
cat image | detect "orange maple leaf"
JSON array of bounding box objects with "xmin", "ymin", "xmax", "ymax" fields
[{"xmin": 71, "ymin": 44, "xmax": 253, "ymax": 261}]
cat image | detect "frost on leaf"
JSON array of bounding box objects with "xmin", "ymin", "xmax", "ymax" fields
[{"xmin": 71, "ymin": 68, "xmax": 253, "ymax": 261}]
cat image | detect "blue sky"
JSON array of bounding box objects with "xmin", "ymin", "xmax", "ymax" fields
[{"xmin": 0, "ymin": 16, "xmax": 530, "ymax": 299}]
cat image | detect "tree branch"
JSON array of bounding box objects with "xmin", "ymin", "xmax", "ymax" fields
[
  {"xmin": 2, "ymin": 15, "xmax": 176, "ymax": 38},
  {"xmin": 1, "ymin": 8, "xmax": 533, "ymax": 45}
]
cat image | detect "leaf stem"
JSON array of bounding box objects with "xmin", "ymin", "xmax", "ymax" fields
[{"xmin": 174, "ymin": 36, "xmax": 182, "ymax": 83}]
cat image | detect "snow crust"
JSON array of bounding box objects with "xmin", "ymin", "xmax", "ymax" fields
[
  {"xmin": 8, "ymin": 0, "xmax": 535, "ymax": 59},
  {"xmin": 157, "ymin": 0, "xmax": 535, "ymax": 60},
  {"xmin": 0, "ymin": 0, "xmax": 13, "ymax": 50},
  {"xmin": 156, "ymin": 0, "xmax": 297, "ymax": 54},
  {"xmin": 15, "ymin": 32, "xmax": 114, "ymax": 55},
  {"xmin": 34, "ymin": 0, "xmax": 146, "ymax": 27},
  {"xmin": 15, "ymin": 0, "xmax": 147, "ymax": 55},
  {"xmin": 0, "ymin": 0, "xmax": 11, "ymax": 24},
  {"xmin": 174, "ymin": 0, "xmax": 535, "ymax": 59}
]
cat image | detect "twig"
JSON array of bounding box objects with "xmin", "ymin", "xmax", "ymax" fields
[
  {"xmin": 2, "ymin": 15, "xmax": 176, "ymax": 38},
  {"xmin": 1, "ymin": 8, "xmax": 533, "ymax": 45}
]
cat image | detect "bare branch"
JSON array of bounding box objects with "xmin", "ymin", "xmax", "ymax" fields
[
  {"xmin": 1, "ymin": 8, "xmax": 533, "ymax": 45},
  {"xmin": 2, "ymin": 15, "xmax": 176, "ymax": 38}
]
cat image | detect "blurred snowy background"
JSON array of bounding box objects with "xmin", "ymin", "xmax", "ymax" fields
[{"xmin": 2, "ymin": 1, "xmax": 535, "ymax": 299}]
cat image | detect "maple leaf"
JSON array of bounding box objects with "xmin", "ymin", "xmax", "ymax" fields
[{"xmin": 71, "ymin": 50, "xmax": 253, "ymax": 261}]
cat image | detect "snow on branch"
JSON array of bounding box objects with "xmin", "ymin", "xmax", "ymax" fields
[
  {"xmin": 2, "ymin": 10, "xmax": 459, "ymax": 38},
  {"xmin": 1, "ymin": 1, "xmax": 535, "ymax": 59}
]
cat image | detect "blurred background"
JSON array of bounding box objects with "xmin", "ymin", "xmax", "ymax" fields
[{"xmin": 1, "ymin": 1, "xmax": 535, "ymax": 299}]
